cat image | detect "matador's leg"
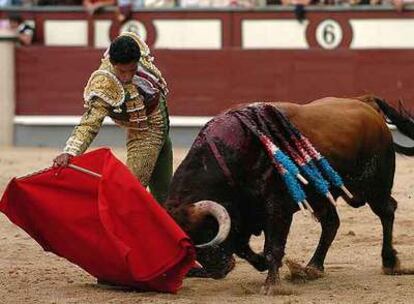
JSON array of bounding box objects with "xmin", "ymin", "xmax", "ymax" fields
[
  {"xmin": 126, "ymin": 126, "xmax": 165, "ymax": 194},
  {"xmin": 149, "ymin": 135, "xmax": 173, "ymax": 203}
]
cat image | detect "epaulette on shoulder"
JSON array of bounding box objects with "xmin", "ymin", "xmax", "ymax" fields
[{"xmin": 83, "ymin": 70, "xmax": 125, "ymax": 107}]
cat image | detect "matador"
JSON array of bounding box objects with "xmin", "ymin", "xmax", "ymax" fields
[{"xmin": 53, "ymin": 32, "xmax": 172, "ymax": 203}]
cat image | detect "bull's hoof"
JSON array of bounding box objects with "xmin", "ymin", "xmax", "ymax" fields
[
  {"xmin": 260, "ymin": 284, "xmax": 295, "ymax": 296},
  {"xmin": 383, "ymin": 266, "xmax": 414, "ymax": 275},
  {"xmin": 383, "ymin": 267, "xmax": 398, "ymax": 275},
  {"xmin": 383, "ymin": 256, "xmax": 401, "ymax": 275},
  {"xmin": 285, "ymin": 259, "xmax": 324, "ymax": 283},
  {"xmin": 382, "ymin": 257, "xmax": 414, "ymax": 275}
]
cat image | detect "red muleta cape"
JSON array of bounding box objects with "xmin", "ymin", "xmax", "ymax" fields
[{"xmin": 0, "ymin": 148, "xmax": 195, "ymax": 293}]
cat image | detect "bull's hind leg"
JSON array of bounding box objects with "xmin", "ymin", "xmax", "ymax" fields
[
  {"xmin": 261, "ymin": 200, "xmax": 293, "ymax": 295},
  {"xmin": 368, "ymin": 196, "xmax": 400, "ymax": 274}
]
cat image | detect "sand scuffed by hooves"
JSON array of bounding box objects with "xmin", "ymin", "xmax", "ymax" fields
[{"xmin": 285, "ymin": 259, "xmax": 324, "ymax": 283}]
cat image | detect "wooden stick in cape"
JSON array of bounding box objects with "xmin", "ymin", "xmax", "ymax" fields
[{"xmin": 68, "ymin": 164, "xmax": 102, "ymax": 178}]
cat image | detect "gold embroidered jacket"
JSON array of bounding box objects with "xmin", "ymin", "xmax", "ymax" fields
[{"xmin": 63, "ymin": 33, "xmax": 168, "ymax": 156}]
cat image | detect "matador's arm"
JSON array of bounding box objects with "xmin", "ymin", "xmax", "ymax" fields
[{"xmin": 63, "ymin": 97, "xmax": 110, "ymax": 156}]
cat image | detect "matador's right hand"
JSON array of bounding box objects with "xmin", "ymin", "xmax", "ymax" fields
[{"xmin": 53, "ymin": 153, "xmax": 73, "ymax": 168}]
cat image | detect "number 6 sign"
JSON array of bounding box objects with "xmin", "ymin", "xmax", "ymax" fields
[{"xmin": 315, "ymin": 19, "xmax": 343, "ymax": 50}]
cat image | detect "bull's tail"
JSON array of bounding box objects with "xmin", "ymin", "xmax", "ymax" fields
[
  {"xmin": 358, "ymin": 95, "xmax": 414, "ymax": 156},
  {"xmin": 374, "ymin": 98, "xmax": 414, "ymax": 138},
  {"xmin": 375, "ymin": 97, "xmax": 414, "ymax": 156}
]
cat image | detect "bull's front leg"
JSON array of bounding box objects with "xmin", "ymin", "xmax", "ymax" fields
[
  {"xmin": 283, "ymin": 203, "xmax": 339, "ymax": 282},
  {"xmin": 235, "ymin": 234, "xmax": 267, "ymax": 272},
  {"xmin": 307, "ymin": 203, "xmax": 340, "ymax": 272},
  {"xmin": 261, "ymin": 201, "xmax": 293, "ymax": 295}
]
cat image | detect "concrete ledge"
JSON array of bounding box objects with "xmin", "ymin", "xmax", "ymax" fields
[
  {"xmin": 14, "ymin": 115, "xmax": 212, "ymax": 127},
  {"xmin": 13, "ymin": 115, "xmax": 210, "ymax": 149},
  {"xmin": 14, "ymin": 124, "xmax": 202, "ymax": 150}
]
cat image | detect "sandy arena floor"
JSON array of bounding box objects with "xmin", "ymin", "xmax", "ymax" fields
[{"xmin": 0, "ymin": 147, "xmax": 413, "ymax": 304}]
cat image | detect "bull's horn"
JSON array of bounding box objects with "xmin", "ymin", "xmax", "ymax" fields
[{"xmin": 192, "ymin": 200, "xmax": 231, "ymax": 248}]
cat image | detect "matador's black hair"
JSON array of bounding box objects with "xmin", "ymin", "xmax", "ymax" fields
[{"xmin": 109, "ymin": 36, "xmax": 141, "ymax": 64}]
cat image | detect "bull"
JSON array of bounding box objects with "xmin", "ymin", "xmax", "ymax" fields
[{"xmin": 164, "ymin": 96, "xmax": 414, "ymax": 295}]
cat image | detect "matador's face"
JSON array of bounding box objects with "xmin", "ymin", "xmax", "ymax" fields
[{"xmin": 112, "ymin": 61, "xmax": 138, "ymax": 85}]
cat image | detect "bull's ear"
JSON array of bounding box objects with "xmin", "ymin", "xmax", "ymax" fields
[
  {"xmin": 166, "ymin": 204, "xmax": 194, "ymax": 232},
  {"xmin": 188, "ymin": 200, "xmax": 231, "ymax": 248}
]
